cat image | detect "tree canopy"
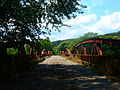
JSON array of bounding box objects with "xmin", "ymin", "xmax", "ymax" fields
[
  {"xmin": 36, "ymin": 39, "xmax": 54, "ymax": 51},
  {"xmin": 0, "ymin": 0, "xmax": 86, "ymax": 42}
]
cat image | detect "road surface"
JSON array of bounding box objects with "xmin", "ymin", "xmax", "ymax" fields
[{"xmin": 0, "ymin": 56, "xmax": 120, "ymax": 90}]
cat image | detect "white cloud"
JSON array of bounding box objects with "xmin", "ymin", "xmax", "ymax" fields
[
  {"xmin": 49, "ymin": 29, "xmax": 78, "ymax": 41},
  {"xmin": 65, "ymin": 14, "xmax": 97, "ymax": 26},
  {"xmin": 50, "ymin": 11, "xmax": 120, "ymax": 41},
  {"xmin": 85, "ymin": 12, "xmax": 120, "ymax": 34},
  {"xmin": 37, "ymin": 35, "xmax": 47, "ymax": 39},
  {"xmin": 49, "ymin": 14, "xmax": 97, "ymax": 41}
]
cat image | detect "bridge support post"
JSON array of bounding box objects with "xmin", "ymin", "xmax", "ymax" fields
[
  {"xmin": 80, "ymin": 44, "xmax": 87, "ymax": 55},
  {"xmin": 91, "ymin": 43, "xmax": 102, "ymax": 56}
]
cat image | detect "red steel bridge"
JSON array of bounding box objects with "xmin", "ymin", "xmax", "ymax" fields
[
  {"xmin": 0, "ymin": 40, "xmax": 51, "ymax": 73},
  {"xmin": 62, "ymin": 38, "xmax": 120, "ymax": 66},
  {"xmin": 61, "ymin": 38, "xmax": 120, "ymax": 75}
]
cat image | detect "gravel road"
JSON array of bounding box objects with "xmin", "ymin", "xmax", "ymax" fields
[{"xmin": 0, "ymin": 56, "xmax": 120, "ymax": 90}]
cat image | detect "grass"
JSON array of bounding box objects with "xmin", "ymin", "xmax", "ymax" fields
[
  {"xmin": 63, "ymin": 56, "xmax": 83, "ymax": 65},
  {"xmin": 63, "ymin": 56, "xmax": 109, "ymax": 73}
]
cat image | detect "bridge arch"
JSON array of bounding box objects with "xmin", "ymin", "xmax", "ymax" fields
[
  {"xmin": 71, "ymin": 38, "xmax": 120, "ymax": 74},
  {"xmin": 72, "ymin": 38, "xmax": 120, "ymax": 56}
]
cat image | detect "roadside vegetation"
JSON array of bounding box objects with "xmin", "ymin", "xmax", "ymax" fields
[{"xmin": 63, "ymin": 56, "xmax": 83, "ymax": 65}]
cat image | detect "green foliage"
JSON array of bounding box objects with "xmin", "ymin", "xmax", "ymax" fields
[
  {"xmin": 53, "ymin": 31, "xmax": 120, "ymax": 55},
  {"xmin": 0, "ymin": 0, "xmax": 86, "ymax": 42},
  {"xmin": 53, "ymin": 47, "xmax": 60, "ymax": 55},
  {"xmin": 52, "ymin": 40, "xmax": 63, "ymax": 47},
  {"xmin": 100, "ymin": 45, "xmax": 120, "ymax": 56},
  {"xmin": 97, "ymin": 31, "xmax": 120, "ymax": 39},
  {"xmin": 7, "ymin": 48, "xmax": 18, "ymax": 55},
  {"xmin": 83, "ymin": 32, "xmax": 99, "ymax": 38},
  {"xmin": 25, "ymin": 44, "xmax": 31, "ymax": 54},
  {"xmin": 53, "ymin": 32, "xmax": 99, "ymax": 54},
  {"xmin": 6, "ymin": 39, "xmax": 54, "ymax": 55},
  {"xmin": 36, "ymin": 39, "xmax": 54, "ymax": 51}
]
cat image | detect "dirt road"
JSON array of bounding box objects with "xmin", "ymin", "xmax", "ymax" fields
[{"xmin": 0, "ymin": 56, "xmax": 120, "ymax": 90}]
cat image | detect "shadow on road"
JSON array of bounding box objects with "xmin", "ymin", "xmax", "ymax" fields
[{"xmin": 0, "ymin": 64, "xmax": 120, "ymax": 90}]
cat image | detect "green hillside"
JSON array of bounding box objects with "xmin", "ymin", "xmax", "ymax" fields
[
  {"xmin": 52, "ymin": 31, "xmax": 120, "ymax": 54},
  {"xmin": 98, "ymin": 31, "xmax": 120, "ymax": 39}
]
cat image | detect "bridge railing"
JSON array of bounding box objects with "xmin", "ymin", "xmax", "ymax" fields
[
  {"xmin": 71, "ymin": 53, "xmax": 120, "ymax": 75},
  {"xmin": 70, "ymin": 38, "xmax": 120, "ymax": 76}
]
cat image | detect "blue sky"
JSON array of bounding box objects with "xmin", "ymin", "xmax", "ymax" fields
[{"xmin": 44, "ymin": 0, "xmax": 120, "ymax": 41}]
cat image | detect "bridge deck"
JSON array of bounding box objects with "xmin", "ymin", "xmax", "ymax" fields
[{"xmin": 0, "ymin": 56, "xmax": 120, "ymax": 90}]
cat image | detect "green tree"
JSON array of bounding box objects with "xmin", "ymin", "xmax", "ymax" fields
[
  {"xmin": 36, "ymin": 39, "xmax": 54, "ymax": 51},
  {"xmin": 0, "ymin": 0, "xmax": 86, "ymax": 42},
  {"xmin": 53, "ymin": 47, "xmax": 60, "ymax": 55},
  {"xmin": 0, "ymin": 0, "xmax": 86, "ymax": 55},
  {"xmin": 25, "ymin": 44, "xmax": 31, "ymax": 54},
  {"xmin": 82, "ymin": 32, "xmax": 98, "ymax": 38},
  {"xmin": 7, "ymin": 48, "xmax": 18, "ymax": 55}
]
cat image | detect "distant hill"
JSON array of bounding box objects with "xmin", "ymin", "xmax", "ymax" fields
[
  {"xmin": 52, "ymin": 31, "xmax": 120, "ymax": 46},
  {"xmin": 52, "ymin": 31, "xmax": 120, "ymax": 54},
  {"xmin": 104, "ymin": 31, "xmax": 120, "ymax": 36},
  {"xmin": 52, "ymin": 40, "xmax": 63, "ymax": 47},
  {"xmin": 52, "ymin": 38, "xmax": 75, "ymax": 46},
  {"xmin": 97, "ymin": 31, "xmax": 120, "ymax": 39}
]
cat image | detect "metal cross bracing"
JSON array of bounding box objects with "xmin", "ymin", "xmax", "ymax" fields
[
  {"xmin": 71, "ymin": 38, "xmax": 120, "ymax": 65},
  {"xmin": 72, "ymin": 38, "xmax": 120, "ymax": 55}
]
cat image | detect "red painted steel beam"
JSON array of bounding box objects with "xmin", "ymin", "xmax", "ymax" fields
[{"xmin": 74, "ymin": 38, "xmax": 120, "ymax": 48}]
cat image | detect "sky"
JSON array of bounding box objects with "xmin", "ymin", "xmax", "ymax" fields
[{"xmin": 45, "ymin": 0, "xmax": 120, "ymax": 41}]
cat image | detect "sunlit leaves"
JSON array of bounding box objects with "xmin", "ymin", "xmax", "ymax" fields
[{"xmin": 0, "ymin": 0, "xmax": 86, "ymax": 42}]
